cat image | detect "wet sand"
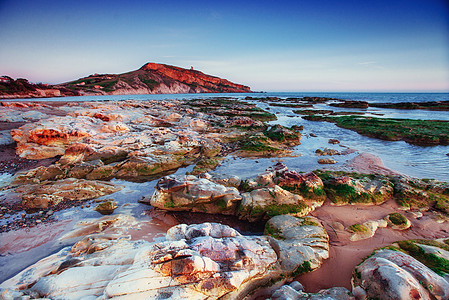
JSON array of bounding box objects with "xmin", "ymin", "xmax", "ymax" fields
[{"xmin": 296, "ymin": 199, "xmax": 449, "ymax": 292}]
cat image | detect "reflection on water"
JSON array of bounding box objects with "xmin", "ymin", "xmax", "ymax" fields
[{"xmin": 255, "ymin": 102, "xmax": 449, "ymax": 182}]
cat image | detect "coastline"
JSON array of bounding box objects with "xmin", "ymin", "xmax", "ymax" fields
[{"xmin": 0, "ymin": 95, "xmax": 448, "ymax": 298}]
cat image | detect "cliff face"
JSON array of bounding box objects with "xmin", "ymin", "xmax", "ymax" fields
[
  {"xmin": 139, "ymin": 63, "xmax": 251, "ymax": 93},
  {"xmin": 0, "ymin": 63, "xmax": 252, "ymax": 99}
]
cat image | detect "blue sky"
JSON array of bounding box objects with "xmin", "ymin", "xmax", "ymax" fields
[{"xmin": 0, "ymin": 0, "xmax": 448, "ymax": 92}]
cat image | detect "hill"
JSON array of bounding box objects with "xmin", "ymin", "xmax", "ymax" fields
[{"xmin": 0, "ymin": 63, "xmax": 251, "ymax": 99}]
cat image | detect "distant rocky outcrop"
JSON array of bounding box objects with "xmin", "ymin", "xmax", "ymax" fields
[{"xmin": 0, "ymin": 63, "xmax": 251, "ymax": 99}]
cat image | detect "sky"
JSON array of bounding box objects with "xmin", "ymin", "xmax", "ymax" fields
[{"xmin": 0, "ymin": 0, "xmax": 448, "ymax": 92}]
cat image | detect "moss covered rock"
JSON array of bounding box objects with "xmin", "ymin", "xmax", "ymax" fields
[
  {"xmin": 385, "ymin": 212, "xmax": 411, "ymax": 230},
  {"xmin": 318, "ymin": 172, "xmax": 393, "ymax": 205},
  {"xmin": 353, "ymin": 244, "xmax": 449, "ymax": 299}
]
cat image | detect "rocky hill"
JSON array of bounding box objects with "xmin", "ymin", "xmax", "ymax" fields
[{"xmin": 0, "ymin": 63, "xmax": 251, "ymax": 99}]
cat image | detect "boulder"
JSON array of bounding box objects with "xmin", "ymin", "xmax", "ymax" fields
[
  {"xmin": 322, "ymin": 174, "xmax": 393, "ymax": 205},
  {"xmin": 95, "ymin": 200, "xmax": 118, "ymax": 215},
  {"xmin": 254, "ymin": 163, "xmax": 326, "ymax": 203},
  {"xmin": 328, "ymin": 138, "xmax": 340, "ymax": 144},
  {"xmin": 353, "ymin": 249, "xmax": 449, "ymax": 300},
  {"xmin": 149, "ymin": 175, "xmax": 242, "ymax": 215},
  {"xmin": 265, "ymin": 215, "xmax": 329, "ymax": 275},
  {"xmin": 11, "ymin": 116, "xmax": 99, "ymax": 159},
  {"xmin": 238, "ymin": 186, "xmax": 316, "ymax": 222},
  {"xmin": 392, "ymin": 176, "xmax": 449, "ymax": 214}
]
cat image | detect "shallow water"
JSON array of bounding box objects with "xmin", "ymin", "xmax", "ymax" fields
[{"xmin": 256, "ymin": 102, "xmax": 449, "ymax": 181}]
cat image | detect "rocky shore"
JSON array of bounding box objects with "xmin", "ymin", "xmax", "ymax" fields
[{"xmin": 0, "ymin": 97, "xmax": 448, "ymax": 299}]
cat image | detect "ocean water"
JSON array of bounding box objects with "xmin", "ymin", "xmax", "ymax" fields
[{"xmin": 29, "ymin": 91, "xmax": 449, "ymax": 103}]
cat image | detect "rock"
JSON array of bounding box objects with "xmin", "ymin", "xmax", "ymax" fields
[
  {"xmin": 1, "ymin": 222, "xmax": 279, "ymax": 299},
  {"xmin": 95, "ymin": 200, "xmax": 118, "ymax": 215},
  {"xmin": 392, "ymin": 176, "xmax": 449, "ymax": 214},
  {"xmin": 347, "ymin": 219, "xmax": 387, "ymax": 241},
  {"xmin": 238, "ymin": 186, "xmax": 314, "ymax": 222},
  {"xmin": 265, "ymin": 215, "xmax": 329, "ymax": 275},
  {"xmin": 59, "ymin": 214, "xmax": 138, "ymax": 241},
  {"xmin": 390, "ymin": 239, "xmax": 449, "ymax": 282},
  {"xmin": 22, "ymin": 194, "xmax": 64, "ymax": 210},
  {"xmin": 318, "ymin": 158, "xmax": 337, "ymax": 164},
  {"xmin": 264, "ymin": 124, "xmax": 302, "ymax": 146},
  {"xmin": 310, "ymin": 133, "xmax": 317, "ymax": 137},
  {"xmin": 18, "ymin": 178, "xmax": 122, "ymax": 210},
  {"xmin": 353, "ymin": 249, "xmax": 449, "ymax": 300},
  {"xmin": 393, "ymin": 176, "xmax": 430, "ymax": 210},
  {"xmin": 149, "ymin": 164, "xmax": 325, "ymax": 222},
  {"xmin": 385, "ymin": 212, "xmax": 411, "ymax": 230},
  {"xmin": 201, "ymin": 173, "xmax": 242, "ymax": 188},
  {"xmin": 226, "ymin": 116, "xmax": 264, "ymax": 127},
  {"xmin": 256, "ymin": 163, "xmax": 326, "ymax": 204},
  {"xmin": 322, "ymin": 173, "xmax": 393, "ymax": 205},
  {"xmin": 11, "ymin": 116, "xmax": 98, "ymax": 159},
  {"xmin": 315, "ymin": 148, "xmax": 340, "ymax": 156},
  {"xmin": 0, "ymin": 130, "xmax": 13, "ymax": 145},
  {"xmin": 114, "ymin": 155, "xmax": 195, "ymax": 181},
  {"xmin": 149, "ymin": 175, "xmax": 242, "ymax": 215},
  {"xmin": 328, "ymin": 138, "xmax": 340, "ymax": 144},
  {"xmin": 276, "ymin": 171, "xmax": 325, "ymax": 203},
  {"xmin": 271, "ymin": 286, "xmax": 353, "ymax": 300},
  {"xmin": 330, "ymin": 100, "xmax": 369, "ymax": 109},
  {"xmin": 58, "ymin": 143, "xmax": 96, "ymax": 164}
]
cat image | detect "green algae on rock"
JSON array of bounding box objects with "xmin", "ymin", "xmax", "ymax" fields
[
  {"xmin": 353, "ymin": 239, "xmax": 449, "ymax": 299},
  {"xmin": 316, "ymin": 171, "xmax": 393, "ymax": 205},
  {"xmin": 304, "ymin": 115, "xmax": 449, "ymax": 146},
  {"xmin": 385, "ymin": 212, "xmax": 411, "ymax": 230}
]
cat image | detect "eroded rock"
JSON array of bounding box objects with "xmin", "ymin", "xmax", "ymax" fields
[
  {"xmin": 347, "ymin": 219, "xmax": 387, "ymax": 241},
  {"xmin": 353, "ymin": 249, "xmax": 449, "ymax": 300},
  {"xmin": 149, "ymin": 175, "xmax": 242, "ymax": 215},
  {"xmin": 1, "ymin": 222, "xmax": 280, "ymax": 299},
  {"xmin": 265, "ymin": 215, "xmax": 329, "ymax": 275},
  {"xmin": 321, "ymin": 173, "xmax": 393, "ymax": 205},
  {"xmin": 271, "ymin": 285, "xmax": 353, "ymax": 300},
  {"xmin": 17, "ymin": 178, "xmax": 122, "ymax": 210}
]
